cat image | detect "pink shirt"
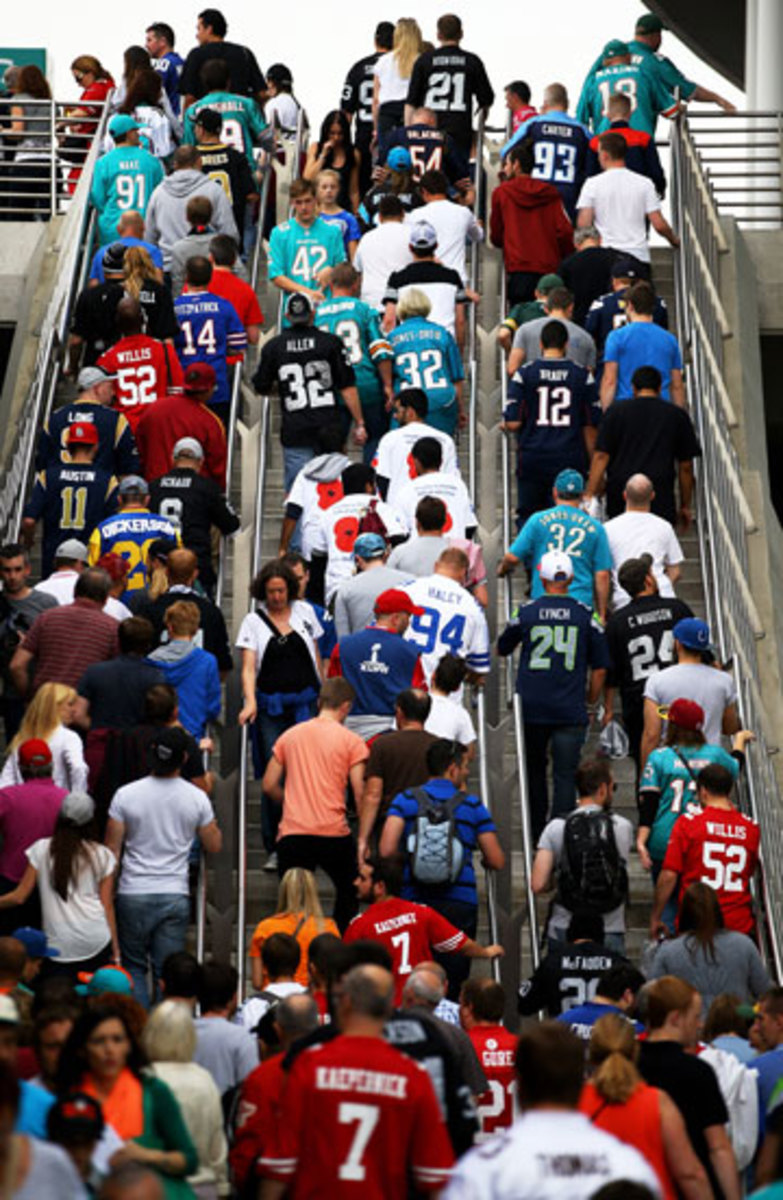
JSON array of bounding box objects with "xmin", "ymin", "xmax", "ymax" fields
[
  {"xmin": 274, "ymin": 717, "xmax": 369, "ymax": 840},
  {"xmin": 0, "ymin": 780, "xmax": 67, "ymax": 881}
]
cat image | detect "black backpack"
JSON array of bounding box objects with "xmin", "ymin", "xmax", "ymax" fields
[{"xmin": 556, "ymin": 809, "xmax": 628, "ymax": 915}]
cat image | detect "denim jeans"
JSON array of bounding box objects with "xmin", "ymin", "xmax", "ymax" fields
[
  {"xmin": 283, "ymin": 445, "xmax": 316, "ymax": 493},
  {"xmin": 524, "ymin": 722, "xmax": 587, "ymax": 841},
  {"xmin": 116, "ymin": 892, "xmax": 190, "ymax": 1008},
  {"xmin": 255, "ymin": 704, "xmax": 316, "ymax": 853},
  {"xmin": 651, "ymin": 858, "xmax": 680, "ymax": 934}
]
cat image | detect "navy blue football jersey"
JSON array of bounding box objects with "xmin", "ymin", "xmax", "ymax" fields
[
  {"xmin": 502, "ymin": 113, "xmax": 590, "ymax": 220},
  {"xmin": 585, "ymin": 287, "xmax": 669, "ymax": 377},
  {"xmin": 24, "ymin": 465, "xmax": 119, "ymax": 577},
  {"xmin": 504, "ymin": 358, "xmax": 596, "ymax": 483}
]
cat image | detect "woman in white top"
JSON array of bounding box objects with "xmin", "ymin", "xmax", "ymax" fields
[
  {"xmin": 0, "ymin": 791, "xmax": 118, "ymax": 973},
  {"xmin": 373, "ymin": 18, "xmax": 423, "ymax": 138},
  {"xmin": 117, "ymin": 66, "xmax": 181, "ymax": 161},
  {"xmin": 424, "ymin": 653, "xmax": 477, "ymax": 755},
  {"xmin": 142, "ymin": 1001, "xmax": 228, "ymax": 1200},
  {"xmin": 0, "ymin": 683, "xmax": 87, "ymax": 792},
  {"xmin": 265, "ymin": 63, "xmax": 302, "ymax": 135}
]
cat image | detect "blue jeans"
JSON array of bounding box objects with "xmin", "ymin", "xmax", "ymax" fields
[
  {"xmin": 651, "ymin": 858, "xmax": 679, "ymax": 934},
  {"xmin": 255, "ymin": 705, "xmax": 315, "ymax": 853},
  {"xmin": 524, "ymin": 722, "xmax": 587, "ymax": 841},
  {"xmin": 283, "ymin": 446, "xmax": 317, "ymax": 552},
  {"xmin": 116, "ymin": 893, "xmax": 190, "ymax": 1009}
]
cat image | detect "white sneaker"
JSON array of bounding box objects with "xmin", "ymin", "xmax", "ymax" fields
[{"xmin": 263, "ymin": 852, "xmax": 278, "ymax": 873}]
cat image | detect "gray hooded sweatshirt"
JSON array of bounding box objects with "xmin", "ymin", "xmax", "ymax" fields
[{"xmin": 145, "ymin": 169, "xmax": 239, "ymax": 268}]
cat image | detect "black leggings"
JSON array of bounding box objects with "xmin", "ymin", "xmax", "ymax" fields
[{"xmin": 277, "ymin": 834, "xmax": 358, "ymax": 932}]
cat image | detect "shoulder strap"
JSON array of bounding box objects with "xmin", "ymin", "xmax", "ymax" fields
[
  {"xmin": 673, "ymin": 747, "xmax": 699, "ymax": 787},
  {"xmin": 255, "ymin": 606, "xmax": 284, "ymax": 639}
]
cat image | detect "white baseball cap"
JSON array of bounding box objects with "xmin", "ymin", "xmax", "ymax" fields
[
  {"xmin": 61, "ymin": 792, "xmax": 95, "ymax": 826},
  {"xmin": 538, "ymin": 550, "xmax": 573, "ymax": 582},
  {"xmin": 173, "ymin": 437, "xmax": 204, "ymax": 460}
]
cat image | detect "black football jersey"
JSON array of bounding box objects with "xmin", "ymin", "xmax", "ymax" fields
[
  {"xmin": 341, "ymin": 52, "xmax": 383, "ymax": 139},
  {"xmin": 406, "ymin": 48, "xmax": 494, "ymax": 152},
  {"xmin": 196, "ymin": 141, "xmax": 255, "ymax": 232},
  {"xmin": 148, "ymin": 467, "xmax": 239, "ymax": 570},
  {"xmin": 605, "ymin": 594, "xmax": 694, "ymax": 708},
  {"xmin": 518, "ymin": 940, "xmax": 630, "ymax": 1016},
  {"xmin": 252, "ymin": 327, "xmax": 355, "ymax": 448}
]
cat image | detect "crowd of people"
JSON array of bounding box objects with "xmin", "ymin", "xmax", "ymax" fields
[{"xmin": 1, "ymin": 5, "xmax": 779, "ymax": 1199}]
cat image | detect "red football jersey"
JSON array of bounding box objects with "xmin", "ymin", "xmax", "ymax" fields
[
  {"xmin": 663, "ymin": 803, "xmax": 760, "ymax": 934},
  {"xmin": 259, "ymin": 1033, "xmax": 454, "ymax": 1196},
  {"xmin": 468, "ymin": 1025, "xmax": 518, "ymax": 1138},
  {"xmin": 230, "ymin": 1054, "xmax": 286, "ymax": 1190},
  {"xmin": 344, "ymin": 899, "xmax": 467, "ymax": 1003},
  {"xmin": 98, "ymin": 335, "xmax": 184, "ymax": 432}
]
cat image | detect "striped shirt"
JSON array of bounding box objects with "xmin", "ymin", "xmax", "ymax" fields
[{"xmin": 21, "ymin": 599, "xmax": 119, "ymax": 693}]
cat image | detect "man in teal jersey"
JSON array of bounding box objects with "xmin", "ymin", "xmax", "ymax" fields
[
  {"xmin": 576, "ymin": 41, "xmax": 679, "ymax": 136},
  {"xmin": 269, "ymin": 178, "xmax": 346, "ymax": 311},
  {"xmin": 315, "ymin": 263, "xmax": 393, "ymax": 462},
  {"xmin": 499, "ymin": 468, "xmax": 612, "ymax": 622},
  {"xmin": 182, "ymin": 58, "xmax": 270, "ymax": 170},
  {"xmin": 91, "ymin": 115, "xmax": 164, "ymax": 247},
  {"xmin": 389, "ymin": 288, "xmax": 464, "ymax": 436}
]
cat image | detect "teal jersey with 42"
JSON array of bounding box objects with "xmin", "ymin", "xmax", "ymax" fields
[
  {"xmin": 576, "ymin": 62, "xmax": 678, "ymax": 135},
  {"xmin": 315, "ymin": 296, "xmax": 392, "ymax": 406},
  {"xmin": 183, "ymin": 90, "xmax": 267, "ymax": 168},
  {"xmin": 509, "ymin": 504, "xmax": 613, "ymax": 609},
  {"xmin": 641, "ymin": 743, "xmax": 740, "ymax": 861},
  {"xmin": 269, "ymin": 217, "xmax": 346, "ymax": 303}
]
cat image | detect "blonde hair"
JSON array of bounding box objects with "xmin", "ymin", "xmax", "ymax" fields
[
  {"xmin": 276, "ymin": 868, "xmax": 328, "ymax": 929},
  {"xmin": 123, "ymin": 245, "xmax": 156, "ymax": 300},
  {"xmin": 587, "ymin": 1013, "xmax": 641, "ymax": 1104},
  {"xmin": 164, "ymin": 600, "xmax": 201, "ymax": 638},
  {"xmin": 316, "ymin": 169, "xmax": 340, "ymax": 190},
  {"xmin": 9, "ymin": 683, "xmax": 76, "ymax": 755},
  {"xmin": 398, "ymin": 288, "xmax": 432, "ymax": 322},
  {"xmin": 393, "ymin": 18, "xmax": 423, "ymax": 80},
  {"xmin": 142, "ymin": 1000, "xmax": 196, "ymax": 1063}
]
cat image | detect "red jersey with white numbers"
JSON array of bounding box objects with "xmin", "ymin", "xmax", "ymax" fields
[
  {"xmin": 259, "ymin": 1033, "xmax": 454, "ymax": 1196},
  {"xmin": 468, "ymin": 1024, "xmax": 518, "ymax": 1138},
  {"xmin": 663, "ymin": 803, "xmax": 760, "ymax": 934},
  {"xmin": 98, "ymin": 334, "xmax": 183, "ymax": 432},
  {"xmin": 344, "ymin": 898, "xmax": 467, "ymax": 1003}
]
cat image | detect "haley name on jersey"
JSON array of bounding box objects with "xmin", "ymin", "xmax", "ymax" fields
[
  {"xmin": 396, "ymin": 471, "xmax": 476, "ymax": 538},
  {"xmin": 402, "ymin": 573, "xmax": 490, "ymax": 682},
  {"xmin": 390, "ymin": 318, "xmax": 464, "ymax": 436},
  {"xmin": 24, "ymin": 466, "xmax": 119, "ymax": 578},
  {"xmin": 174, "ymin": 292, "xmax": 247, "ymax": 408},
  {"xmin": 98, "ymin": 335, "xmax": 184, "ymax": 432},
  {"xmin": 374, "ymin": 424, "xmax": 458, "ymax": 506},
  {"xmin": 468, "ymin": 1026, "xmax": 518, "ymax": 1140},
  {"xmin": 663, "ymin": 806, "xmax": 760, "ymax": 934},
  {"xmin": 576, "ymin": 62, "xmax": 679, "ymax": 136},
  {"xmin": 312, "ymin": 494, "xmax": 408, "ymax": 601},
  {"xmin": 88, "ymin": 509, "xmax": 180, "ymax": 598},
  {"xmin": 344, "ymin": 897, "xmax": 467, "ymax": 1003},
  {"xmin": 641, "ymin": 744, "xmax": 740, "ymax": 862},
  {"xmin": 268, "ymin": 217, "xmax": 346, "ymax": 298},
  {"xmin": 501, "ymin": 113, "xmax": 590, "ymax": 220},
  {"xmin": 315, "ymin": 297, "xmax": 392, "ymax": 407},
  {"xmin": 505, "ymin": 359, "xmax": 596, "ymax": 484},
  {"xmin": 183, "ymin": 91, "xmax": 268, "ymax": 167}
]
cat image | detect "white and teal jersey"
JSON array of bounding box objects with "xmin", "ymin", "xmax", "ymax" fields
[
  {"xmin": 641, "ymin": 743, "xmax": 740, "ymax": 861},
  {"xmin": 183, "ymin": 90, "xmax": 268, "ymax": 168},
  {"xmin": 389, "ymin": 316, "xmax": 465, "ymax": 436},
  {"xmin": 315, "ymin": 296, "xmax": 391, "ymax": 407},
  {"xmin": 509, "ymin": 504, "xmax": 613, "ymax": 610},
  {"xmin": 90, "ymin": 145, "xmax": 164, "ymax": 247},
  {"xmin": 269, "ymin": 216, "xmax": 346, "ymax": 296},
  {"xmin": 576, "ymin": 62, "xmax": 678, "ymax": 135},
  {"xmin": 628, "ymin": 39, "xmax": 697, "ymax": 103}
]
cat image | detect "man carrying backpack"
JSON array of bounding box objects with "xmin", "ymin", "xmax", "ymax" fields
[
  {"xmin": 531, "ymin": 757, "xmax": 632, "ymax": 953},
  {"xmin": 380, "ymin": 739, "xmax": 505, "ymax": 999}
]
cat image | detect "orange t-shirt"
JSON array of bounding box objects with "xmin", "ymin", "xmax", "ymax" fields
[
  {"xmin": 248, "ymin": 912, "xmax": 340, "ymax": 988},
  {"xmin": 273, "ymin": 717, "xmax": 369, "ymax": 840},
  {"xmin": 579, "ymin": 1080, "xmax": 676, "ymax": 1200}
]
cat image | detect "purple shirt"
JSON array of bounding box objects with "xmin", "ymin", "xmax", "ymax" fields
[{"xmin": 0, "ymin": 780, "xmax": 66, "ymax": 882}]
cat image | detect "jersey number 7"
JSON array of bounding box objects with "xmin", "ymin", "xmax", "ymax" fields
[{"xmin": 338, "ymin": 1103, "xmax": 380, "ymax": 1181}]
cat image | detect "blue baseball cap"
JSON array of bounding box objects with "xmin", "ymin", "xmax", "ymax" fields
[
  {"xmin": 353, "ymin": 532, "xmax": 386, "ymax": 559},
  {"xmin": 108, "ymin": 114, "xmax": 141, "ymax": 138},
  {"xmin": 387, "ymin": 146, "xmax": 412, "ymax": 171},
  {"xmin": 12, "ymin": 927, "xmax": 60, "ymax": 959},
  {"xmin": 554, "ymin": 468, "xmax": 585, "ymax": 496},
  {"xmin": 76, "ymin": 966, "xmax": 134, "ymax": 997},
  {"xmin": 672, "ymin": 617, "xmax": 712, "ymax": 652}
]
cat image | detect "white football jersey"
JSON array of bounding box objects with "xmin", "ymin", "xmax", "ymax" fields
[
  {"xmin": 374, "ymin": 423, "xmax": 458, "ymax": 506},
  {"xmin": 312, "ymin": 493, "xmax": 409, "ymax": 601},
  {"xmin": 444, "ymin": 1111, "xmax": 662, "ymax": 1200},
  {"xmin": 284, "ymin": 454, "xmax": 350, "ymax": 560},
  {"xmin": 402, "ymin": 573, "xmax": 490, "ymax": 682},
  {"xmin": 396, "ymin": 471, "xmax": 477, "ymax": 538}
]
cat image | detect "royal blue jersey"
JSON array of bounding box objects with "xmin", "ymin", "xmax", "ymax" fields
[
  {"xmin": 319, "ymin": 209, "xmax": 362, "ymax": 254},
  {"xmin": 509, "ymin": 504, "xmax": 613, "ymax": 610},
  {"xmin": 89, "ymin": 237, "xmax": 164, "ymax": 284},
  {"xmin": 389, "ymin": 317, "xmax": 465, "ymax": 435},
  {"xmin": 153, "ymin": 50, "xmax": 184, "ymax": 113},
  {"xmin": 329, "ymin": 626, "xmax": 425, "ymax": 717},
  {"xmin": 505, "ymin": 358, "xmax": 596, "ymax": 483},
  {"xmin": 604, "ymin": 322, "xmax": 682, "ymax": 402},
  {"xmin": 36, "ymin": 400, "xmax": 140, "ymax": 478},
  {"xmin": 502, "ymin": 113, "xmax": 590, "ymax": 220},
  {"xmin": 586, "ymin": 287, "xmax": 669, "ymax": 377},
  {"xmin": 24, "ymin": 465, "xmax": 118, "ymax": 578},
  {"xmin": 174, "ymin": 291, "xmax": 247, "ymax": 407},
  {"xmin": 88, "ymin": 507, "xmax": 181, "ymax": 599},
  {"xmin": 498, "ymin": 595, "xmax": 609, "ymax": 724},
  {"xmin": 315, "ymin": 296, "xmax": 392, "ymax": 408},
  {"xmin": 558, "ymin": 1002, "xmax": 643, "ymax": 1041}
]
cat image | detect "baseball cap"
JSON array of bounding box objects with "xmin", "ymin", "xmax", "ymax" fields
[
  {"xmin": 617, "ymin": 553, "xmax": 654, "ymax": 598},
  {"xmin": 108, "ymin": 114, "xmax": 141, "ymax": 138},
  {"xmin": 48, "ymin": 1093, "xmax": 105, "ymax": 1143},
  {"xmin": 76, "ymin": 966, "xmax": 134, "ymax": 997},
  {"xmin": 554, "ymin": 468, "xmax": 585, "ymax": 496},
  {"xmin": 96, "ymin": 552, "xmax": 130, "ymax": 583},
  {"xmin": 266, "ymin": 63, "xmax": 293, "ymax": 88},
  {"xmin": 148, "ymin": 537, "xmax": 178, "ymax": 562},
  {"xmin": 61, "ymin": 791, "xmax": 96, "ymax": 826},
  {"xmin": 409, "ymin": 220, "xmax": 438, "ymax": 251},
  {"xmin": 12, "ymin": 927, "xmax": 60, "ymax": 959},
  {"xmin": 603, "ymin": 39, "xmax": 630, "ymax": 59},
  {"xmin": 736, "ymin": 1002, "xmax": 759, "ymax": 1020},
  {"xmin": 667, "ymin": 698, "xmax": 705, "ymax": 732},
  {"xmin": 0, "ymin": 997, "xmax": 19, "ymax": 1026},
  {"xmin": 119, "ymin": 474, "xmax": 148, "ymax": 496},
  {"xmin": 672, "ymin": 617, "xmax": 712, "ymax": 652},
  {"xmin": 193, "ymin": 106, "xmax": 222, "ymax": 134},
  {"xmin": 538, "ymin": 550, "xmax": 573, "ymax": 582},
  {"xmin": 77, "ymin": 365, "xmax": 116, "ymax": 390},
  {"xmin": 536, "ymin": 273, "xmax": 564, "ymax": 294},
  {"xmin": 611, "ymin": 257, "xmax": 641, "ymax": 280},
  {"xmin": 55, "ymin": 538, "xmax": 88, "ymax": 562},
  {"xmin": 66, "ymin": 421, "xmax": 99, "ymax": 446},
  {"xmin": 102, "ymin": 241, "xmax": 127, "ymax": 274},
  {"xmin": 374, "ymin": 588, "xmax": 425, "ymax": 617},
  {"xmin": 149, "ymin": 725, "xmax": 191, "ymax": 770},
  {"xmin": 18, "ymin": 739, "xmax": 52, "ymax": 769},
  {"xmin": 353, "ymin": 533, "xmax": 386, "ymax": 560},
  {"xmin": 286, "ymin": 292, "xmax": 313, "ymax": 324},
  {"xmin": 636, "ymin": 13, "xmax": 665, "ymax": 34},
  {"xmin": 387, "ymin": 146, "xmax": 412, "ymax": 171},
  {"xmin": 183, "ymin": 361, "xmax": 217, "ymax": 393},
  {"xmin": 173, "ymin": 437, "xmax": 204, "ymax": 460}
]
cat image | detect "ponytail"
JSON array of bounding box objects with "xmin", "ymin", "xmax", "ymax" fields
[{"xmin": 588, "ymin": 1013, "xmax": 640, "ymax": 1105}]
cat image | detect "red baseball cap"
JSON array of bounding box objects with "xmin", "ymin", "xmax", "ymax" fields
[
  {"xmin": 18, "ymin": 739, "xmax": 52, "ymax": 769},
  {"xmin": 667, "ymin": 698, "xmax": 705, "ymax": 731},
  {"xmin": 66, "ymin": 421, "xmax": 99, "ymax": 445},
  {"xmin": 374, "ymin": 588, "xmax": 425, "ymax": 617},
  {"xmin": 183, "ymin": 362, "xmax": 216, "ymax": 393}
]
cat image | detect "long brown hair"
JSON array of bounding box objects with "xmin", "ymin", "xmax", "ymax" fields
[
  {"xmin": 121, "ymin": 67, "xmax": 163, "ymax": 113},
  {"xmin": 71, "ymin": 56, "xmax": 112, "ymax": 83},
  {"xmin": 679, "ymin": 880, "xmax": 724, "ymax": 962},
  {"xmin": 588, "ymin": 1013, "xmax": 640, "ymax": 1104},
  {"xmin": 16, "ymin": 65, "xmax": 51, "ymax": 100},
  {"xmin": 49, "ymin": 812, "xmax": 102, "ymax": 901}
]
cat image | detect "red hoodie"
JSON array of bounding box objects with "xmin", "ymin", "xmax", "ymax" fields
[{"xmin": 490, "ymin": 176, "xmax": 574, "ymax": 274}]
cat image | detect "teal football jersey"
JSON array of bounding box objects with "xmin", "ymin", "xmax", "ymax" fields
[
  {"xmin": 576, "ymin": 62, "xmax": 678, "ymax": 135},
  {"xmin": 315, "ymin": 296, "xmax": 391, "ymax": 406},
  {"xmin": 90, "ymin": 146, "xmax": 164, "ymax": 246},
  {"xmin": 269, "ymin": 217, "xmax": 346, "ymax": 302},
  {"xmin": 641, "ymin": 744, "xmax": 740, "ymax": 861},
  {"xmin": 183, "ymin": 90, "xmax": 268, "ymax": 168},
  {"xmin": 509, "ymin": 504, "xmax": 613, "ymax": 610}
]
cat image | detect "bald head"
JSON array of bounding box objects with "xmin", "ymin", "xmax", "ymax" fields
[
  {"xmin": 275, "ymin": 993, "xmax": 319, "ymax": 1046},
  {"xmin": 166, "ymin": 548, "xmax": 199, "ymax": 586},
  {"xmin": 117, "ymin": 210, "xmax": 145, "ymax": 237},
  {"xmin": 413, "ymin": 107, "xmax": 436, "ymax": 126},
  {"xmin": 624, "ymin": 474, "xmax": 654, "ymax": 509},
  {"xmin": 99, "ymin": 1164, "xmax": 165, "ymax": 1200},
  {"xmin": 340, "ymin": 964, "xmax": 395, "ymax": 1023},
  {"xmin": 116, "ymin": 296, "xmax": 144, "ymax": 337}
]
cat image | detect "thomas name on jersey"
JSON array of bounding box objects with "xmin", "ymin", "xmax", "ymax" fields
[{"xmin": 314, "ymin": 1067, "xmax": 409, "ymax": 1099}]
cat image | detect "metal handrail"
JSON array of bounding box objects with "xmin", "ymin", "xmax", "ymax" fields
[
  {"xmin": 467, "ymin": 111, "xmax": 486, "ymax": 506},
  {"xmin": 476, "ymin": 690, "xmax": 500, "ymax": 982}
]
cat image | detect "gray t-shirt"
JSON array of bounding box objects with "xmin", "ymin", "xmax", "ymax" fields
[
  {"xmin": 538, "ymin": 804, "xmax": 633, "ymax": 935},
  {"xmin": 193, "ymin": 1015, "xmax": 259, "ymax": 1095},
  {"xmin": 333, "ymin": 565, "xmax": 413, "ymax": 637},
  {"xmin": 513, "ymin": 316, "xmax": 597, "ymax": 371},
  {"xmin": 644, "ymin": 663, "xmax": 737, "ymax": 746},
  {"xmin": 15, "ymin": 1139, "xmax": 84, "ymax": 1199},
  {"xmin": 2, "ymin": 590, "xmax": 58, "ymax": 697},
  {"xmin": 387, "ymin": 536, "xmax": 450, "ymax": 577},
  {"xmin": 650, "ymin": 930, "xmax": 770, "ymax": 1013}
]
